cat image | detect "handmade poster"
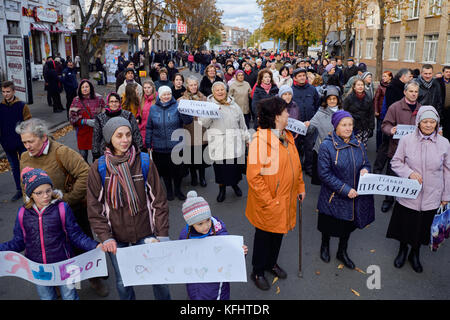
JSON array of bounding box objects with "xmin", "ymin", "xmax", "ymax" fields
[
  {"xmin": 393, "ymin": 125, "xmax": 416, "ymax": 139},
  {"xmin": 287, "ymin": 118, "xmax": 307, "ymax": 135},
  {"xmin": 0, "ymin": 248, "xmax": 107, "ymax": 286},
  {"xmin": 357, "ymin": 173, "xmax": 422, "ymax": 199},
  {"xmin": 116, "ymin": 235, "xmax": 247, "ymax": 286},
  {"xmin": 178, "ymin": 99, "xmax": 221, "ymax": 118}
]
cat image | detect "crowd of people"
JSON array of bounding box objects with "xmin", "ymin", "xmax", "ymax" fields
[{"xmin": 0, "ymin": 46, "xmax": 449, "ymax": 300}]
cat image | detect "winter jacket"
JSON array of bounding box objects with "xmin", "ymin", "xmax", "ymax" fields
[
  {"xmin": 317, "ymin": 131, "xmax": 375, "ymax": 229},
  {"xmin": 229, "ymin": 80, "xmax": 251, "ymax": 115},
  {"xmin": 251, "ymin": 85, "xmax": 279, "ymax": 117},
  {"xmin": 139, "ymin": 94, "xmax": 157, "ymax": 148},
  {"xmin": 145, "ymin": 96, "xmax": 193, "ymax": 153},
  {"xmin": 276, "ymin": 76, "xmax": 293, "ymax": 88},
  {"xmin": 20, "ymin": 140, "xmax": 89, "ymax": 208},
  {"xmin": 374, "ymin": 81, "xmax": 389, "ymax": 116},
  {"xmin": 384, "ymin": 77, "xmax": 406, "ymax": 112},
  {"xmin": 0, "ymin": 200, "xmax": 98, "ymax": 264},
  {"xmin": 381, "ymin": 98, "xmax": 421, "ymax": 158},
  {"xmin": 87, "ymin": 152, "xmax": 169, "ymax": 243},
  {"xmin": 343, "ymin": 91, "xmax": 375, "ymax": 133},
  {"xmin": 246, "ymin": 129, "xmax": 305, "ymax": 234},
  {"xmin": 199, "ymin": 96, "xmax": 250, "ymax": 161},
  {"xmin": 43, "ymin": 61, "xmax": 62, "ymax": 94},
  {"xmin": 167, "ymin": 66, "xmax": 179, "ymax": 82},
  {"xmin": 343, "ymin": 65, "xmax": 358, "ymax": 84},
  {"xmin": 199, "ymin": 76, "xmax": 223, "ymax": 98},
  {"xmin": 61, "ymin": 67, "xmax": 78, "ymax": 93},
  {"xmin": 178, "ymin": 216, "xmax": 230, "ymax": 300},
  {"xmin": 291, "ymin": 83, "xmax": 320, "ymax": 122},
  {"xmin": 415, "ymin": 77, "xmax": 443, "ymax": 118},
  {"xmin": 244, "ymin": 70, "xmax": 257, "ymax": 89},
  {"xmin": 0, "ymin": 97, "xmax": 31, "ymax": 152},
  {"xmin": 309, "ymin": 106, "xmax": 337, "ymax": 153},
  {"xmin": 154, "ymin": 79, "xmax": 173, "ymax": 92},
  {"xmin": 69, "ymin": 88, "xmax": 105, "ymax": 150},
  {"xmin": 92, "ymin": 109, "xmax": 143, "ymax": 159},
  {"xmin": 391, "ymin": 106, "xmax": 450, "ymax": 212}
]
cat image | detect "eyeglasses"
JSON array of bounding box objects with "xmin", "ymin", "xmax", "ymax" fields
[{"xmin": 32, "ymin": 188, "xmax": 53, "ymax": 197}]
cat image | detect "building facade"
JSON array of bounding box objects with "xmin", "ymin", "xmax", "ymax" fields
[{"xmin": 220, "ymin": 26, "xmax": 251, "ymax": 49}]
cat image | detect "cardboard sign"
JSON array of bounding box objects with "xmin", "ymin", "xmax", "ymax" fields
[
  {"xmin": 286, "ymin": 118, "xmax": 307, "ymax": 135},
  {"xmin": 357, "ymin": 173, "xmax": 422, "ymax": 199},
  {"xmin": 178, "ymin": 99, "xmax": 220, "ymax": 118},
  {"xmin": 393, "ymin": 125, "xmax": 416, "ymax": 139}
]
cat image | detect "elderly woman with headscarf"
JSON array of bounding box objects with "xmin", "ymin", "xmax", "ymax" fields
[
  {"xmin": 198, "ymin": 81, "xmax": 250, "ymax": 202},
  {"xmin": 229, "ymin": 70, "xmax": 252, "ymax": 128}
]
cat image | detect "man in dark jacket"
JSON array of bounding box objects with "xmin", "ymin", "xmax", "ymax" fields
[
  {"xmin": 43, "ymin": 56, "xmax": 54, "ymax": 107},
  {"xmin": 62, "ymin": 60, "xmax": 78, "ymax": 119},
  {"xmin": 343, "ymin": 58, "xmax": 359, "ymax": 84},
  {"xmin": 43, "ymin": 60, "xmax": 64, "ymax": 113},
  {"xmin": 415, "ymin": 64, "xmax": 443, "ymax": 118},
  {"xmin": 438, "ymin": 65, "xmax": 450, "ymax": 140},
  {"xmin": 291, "ymin": 68, "xmax": 320, "ymax": 175},
  {"xmin": 0, "ymin": 81, "xmax": 32, "ymax": 201}
]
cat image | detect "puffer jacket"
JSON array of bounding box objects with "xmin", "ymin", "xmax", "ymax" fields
[
  {"xmin": 251, "ymin": 85, "xmax": 279, "ymax": 117},
  {"xmin": 145, "ymin": 96, "xmax": 193, "ymax": 153},
  {"xmin": 291, "ymin": 83, "xmax": 320, "ymax": 122},
  {"xmin": 309, "ymin": 106, "xmax": 337, "ymax": 153},
  {"xmin": 178, "ymin": 217, "xmax": 230, "ymax": 300},
  {"xmin": 343, "ymin": 91, "xmax": 375, "ymax": 133},
  {"xmin": 391, "ymin": 106, "xmax": 450, "ymax": 212},
  {"xmin": 0, "ymin": 96, "xmax": 32, "ymax": 152},
  {"xmin": 415, "ymin": 77, "xmax": 443, "ymax": 117},
  {"xmin": 0, "ymin": 200, "xmax": 98, "ymax": 264},
  {"xmin": 246, "ymin": 129, "xmax": 305, "ymax": 234},
  {"xmin": 317, "ymin": 131, "xmax": 375, "ymax": 229}
]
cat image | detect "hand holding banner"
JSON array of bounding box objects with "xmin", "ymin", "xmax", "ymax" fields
[
  {"xmin": 357, "ymin": 173, "xmax": 422, "ymax": 199},
  {"xmin": 393, "ymin": 125, "xmax": 416, "ymax": 139},
  {"xmin": 287, "ymin": 118, "xmax": 307, "ymax": 136},
  {"xmin": 178, "ymin": 99, "xmax": 220, "ymax": 119}
]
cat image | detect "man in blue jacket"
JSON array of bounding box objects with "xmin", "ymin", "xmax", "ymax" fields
[
  {"xmin": 61, "ymin": 60, "xmax": 78, "ymax": 120},
  {"xmin": 292, "ymin": 68, "xmax": 320, "ymax": 176}
]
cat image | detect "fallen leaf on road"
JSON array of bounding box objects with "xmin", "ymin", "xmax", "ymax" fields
[
  {"xmin": 351, "ymin": 289, "xmax": 360, "ymax": 297},
  {"xmin": 272, "ymin": 277, "xmax": 279, "ymax": 285},
  {"xmin": 276, "ymin": 286, "xmax": 280, "ymax": 294},
  {"xmin": 355, "ymin": 267, "xmax": 366, "ymax": 274},
  {"xmin": 370, "ymin": 249, "xmax": 376, "ymax": 253},
  {"xmin": 337, "ymin": 264, "xmax": 344, "ymax": 269},
  {"xmin": 315, "ymin": 271, "xmax": 320, "ymax": 275}
]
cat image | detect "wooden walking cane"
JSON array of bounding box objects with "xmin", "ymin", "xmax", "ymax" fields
[{"xmin": 298, "ymin": 194, "xmax": 303, "ymax": 278}]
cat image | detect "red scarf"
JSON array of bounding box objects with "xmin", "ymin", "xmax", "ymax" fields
[{"xmin": 355, "ymin": 91, "xmax": 366, "ymax": 100}]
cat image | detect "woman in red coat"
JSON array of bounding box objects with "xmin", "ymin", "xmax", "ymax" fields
[{"xmin": 69, "ymin": 79, "xmax": 105, "ymax": 163}]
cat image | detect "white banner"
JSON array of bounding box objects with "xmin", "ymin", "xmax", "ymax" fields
[
  {"xmin": 0, "ymin": 248, "xmax": 107, "ymax": 286},
  {"xmin": 116, "ymin": 235, "xmax": 247, "ymax": 286},
  {"xmin": 393, "ymin": 125, "xmax": 416, "ymax": 139},
  {"xmin": 357, "ymin": 173, "xmax": 422, "ymax": 199},
  {"xmin": 178, "ymin": 99, "xmax": 220, "ymax": 118},
  {"xmin": 287, "ymin": 118, "xmax": 307, "ymax": 135}
]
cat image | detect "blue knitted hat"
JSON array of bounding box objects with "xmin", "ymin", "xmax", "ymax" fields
[{"xmin": 21, "ymin": 167, "xmax": 53, "ymax": 197}]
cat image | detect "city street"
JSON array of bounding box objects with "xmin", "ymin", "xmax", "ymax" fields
[{"xmin": 0, "ymin": 68, "xmax": 449, "ymax": 300}]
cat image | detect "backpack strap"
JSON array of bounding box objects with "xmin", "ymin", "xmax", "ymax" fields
[
  {"xmin": 18, "ymin": 207, "xmax": 26, "ymax": 242},
  {"xmin": 98, "ymin": 155, "xmax": 107, "ymax": 186},
  {"xmin": 58, "ymin": 202, "xmax": 68, "ymax": 241}
]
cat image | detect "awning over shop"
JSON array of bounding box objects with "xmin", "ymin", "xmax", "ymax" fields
[
  {"xmin": 31, "ymin": 22, "xmax": 50, "ymax": 32},
  {"xmin": 50, "ymin": 24, "xmax": 74, "ymax": 34}
]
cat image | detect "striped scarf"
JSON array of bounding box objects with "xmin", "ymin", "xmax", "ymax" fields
[{"xmin": 104, "ymin": 145, "xmax": 140, "ymax": 216}]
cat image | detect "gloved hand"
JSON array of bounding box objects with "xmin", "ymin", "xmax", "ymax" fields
[{"xmin": 85, "ymin": 119, "xmax": 95, "ymax": 127}]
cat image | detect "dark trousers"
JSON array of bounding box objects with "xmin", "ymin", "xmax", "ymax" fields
[
  {"xmin": 296, "ymin": 130, "xmax": 315, "ymax": 173},
  {"xmin": 66, "ymin": 90, "xmax": 77, "ymax": 119},
  {"xmin": 384, "ymin": 158, "xmax": 396, "ymax": 203},
  {"xmin": 373, "ymin": 133, "xmax": 390, "ymax": 174},
  {"xmin": 252, "ymin": 227, "xmax": 283, "ymax": 276},
  {"xmin": 376, "ymin": 118, "xmax": 383, "ymax": 151},
  {"xmin": 4, "ymin": 146, "xmax": 26, "ymax": 191},
  {"xmin": 50, "ymin": 91, "xmax": 63, "ymax": 111}
]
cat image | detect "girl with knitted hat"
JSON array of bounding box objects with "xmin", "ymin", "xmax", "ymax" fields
[
  {"xmin": 179, "ymin": 190, "xmax": 248, "ymax": 300},
  {"xmin": 0, "ymin": 167, "xmax": 102, "ymax": 300}
]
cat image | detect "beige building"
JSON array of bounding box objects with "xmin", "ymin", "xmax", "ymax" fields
[
  {"xmin": 356, "ymin": 0, "xmax": 449, "ymax": 72},
  {"xmin": 220, "ymin": 26, "xmax": 251, "ymax": 48}
]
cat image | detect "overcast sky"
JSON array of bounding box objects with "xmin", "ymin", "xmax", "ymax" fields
[{"xmin": 216, "ymin": 0, "xmax": 262, "ymax": 32}]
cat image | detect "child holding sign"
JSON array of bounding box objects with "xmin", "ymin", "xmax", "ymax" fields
[
  {"xmin": 0, "ymin": 167, "xmax": 102, "ymax": 300},
  {"xmin": 179, "ymin": 191, "xmax": 248, "ymax": 300}
]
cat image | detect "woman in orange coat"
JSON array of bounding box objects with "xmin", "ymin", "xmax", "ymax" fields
[{"xmin": 246, "ymin": 96, "xmax": 306, "ymax": 291}]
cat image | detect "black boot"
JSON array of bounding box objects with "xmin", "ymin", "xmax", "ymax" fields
[
  {"xmin": 232, "ymin": 184, "xmax": 242, "ymax": 197},
  {"xmin": 217, "ymin": 184, "xmax": 226, "ymax": 202},
  {"xmin": 190, "ymin": 168, "xmax": 198, "ymax": 186},
  {"xmin": 199, "ymin": 168, "xmax": 207, "ymax": 187},
  {"xmin": 163, "ymin": 177, "xmax": 174, "ymax": 201},
  {"xmin": 174, "ymin": 178, "xmax": 186, "ymax": 201},
  {"xmin": 53, "ymin": 106, "xmax": 63, "ymax": 113},
  {"xmin": 394, "ymin": 242, "xmax": 409, "ymax": 268},
  {"xmin": 336, "ymin": 236, "xmax": 355, "ymax": 269},
  {"xmin": 408, "ymin": 246, "xmax": 423, "ymax": 273},
  {"xmin": 320, "ymin": 233, "xmax": 330, "ymax": 263}
]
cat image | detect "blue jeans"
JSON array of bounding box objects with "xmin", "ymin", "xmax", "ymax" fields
[
  {"xmin": 200, "ymin": 63, "xmax": 207, "ymax": 75},
  {"xmin": 36, "ymin": 284, "xmax": 79, "ymax": 300},
  {"xmin": 4, "ymin": 146, "xmax": 26, "ymax": 191},
  {"xmin": 108, "ymin": 237, "xmax": 172, "ymax": 300},
  {"xmin": 195, "ymin": 62, "xmax": 200, "ymax": 73}
]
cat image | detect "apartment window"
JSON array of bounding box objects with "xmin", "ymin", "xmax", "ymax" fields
[
  {"xmin": 428, "ymin": 0, "xmax": 442, "ymax": 15},
  {"xmin": 423, "ymin": 34, "xmax": 439, "ymax": 63},
  {"xmin": 389, "ymin": 37, "xmax": 400, "ymax": 60},
  {"xmin": 446, "ymin": 35, "xmax": 450, "ymax": 64},
  {"xmin": 408, "ymin": 0, "xmax": 420, "ymax": 19},
  {"xmin": 392, "ymin": 5, "xmax": 402, "ymax": 21},
  {"xmin": 404, "ymin": 36, "xmax": 417, "ymax": 62},
  {"xmin": 366, "ymin": 39, "xmax": 373, "ymax": 59}
]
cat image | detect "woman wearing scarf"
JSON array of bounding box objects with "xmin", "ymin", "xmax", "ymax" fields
[
  {"xmin": 316, "ymin": 110, "xmax": 374, "ymax": 269},
  {"xmin": 251, "ymin": 69, "xmax": 279, "ymax": 129},
  {"xmin": 69, "ymin": 79, "xmax": 106, "ymax": 163},
  {"xmin": 229, "ymin": 70, "xmax": 252, "ymax": 128},
  {"xmin": 139, "ymin": 80, "xmax": 157, "ymax": 149},
  {"xmin": 146, "ymin": 86, "xmax": 193, "ymax": 201},
  {"xmin": 199, "ymin": 81, "xmax": 250, "ymax": 202},
  {"xmin": 387, "ymin": 106, "xmax": 449, "ymax": 273},
  {"xmin": 179, "ymin": 76, "xmax": 209, "ymax": 187},
  {"xmin": 343, "ymin": 79, "xmax": 375, "ymax": 146},
  {"xmin": 199, "ymin": 64, "xmax": 223, "ymax": 97},
  {"xmin": 87, "ymin": 117, "xmax": 171, "ymax": 300},
  {"xmin": 275, "ymin": 66, "xmax": 293, "ymax": 88},
  {"xmin": 92, "ymin": 92, "xmax": 143, "ymax": 160}
]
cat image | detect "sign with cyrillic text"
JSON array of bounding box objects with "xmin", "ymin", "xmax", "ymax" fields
[
  {"xmin": 287, "ymin": 118, "xmax": 307, "ymax": 135},
  {"xmin": 178, "ymin": 99, "xmax": 220, "ymax": 118},
  {"xmin": 0, "ymin": 248, "xmax": 107, "ymax": 286},
  {"xmin": 116, "ymin": 235, "xmax": 247, "ymax": 286},
  {"xmin": 357, "ymin": 173, "xmax": 422, "ymax": 199},
  {"xmin": 393, "ymin": 125, "xmax": 416, "ymax": 139}
]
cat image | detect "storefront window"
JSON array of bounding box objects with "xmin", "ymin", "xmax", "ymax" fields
[{"xmin": 32, "ymin": 30, "xmax": 43, "ymax": 64}]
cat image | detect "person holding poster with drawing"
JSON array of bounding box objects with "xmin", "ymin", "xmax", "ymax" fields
[
  {"xmin": 0, "ymin": 168, "xmax": 101, "ymax": 300},
  {"xmin": 387, "ymin": 106, "xmax": 450, "ymax": 273}
]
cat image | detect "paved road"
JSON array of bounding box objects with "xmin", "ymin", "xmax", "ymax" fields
[{"xmin": 0, "ymin": 69, "xmax": 449, "ymax": 300}]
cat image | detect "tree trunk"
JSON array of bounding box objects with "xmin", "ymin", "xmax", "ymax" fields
[
  {"xmin": 144, "ymin": 39, "xmax": 150, "ymax": 74},
  {"xmin": 375, "ymin": 0, "xmax": 385, "ymax": 82},
  {"xmin": 76, "ymin": 31, "xmax": 90, "ymax": 79},
  {"xmin": 344, "ymin": 23, "xmax": 352, "ymax": 60}
]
